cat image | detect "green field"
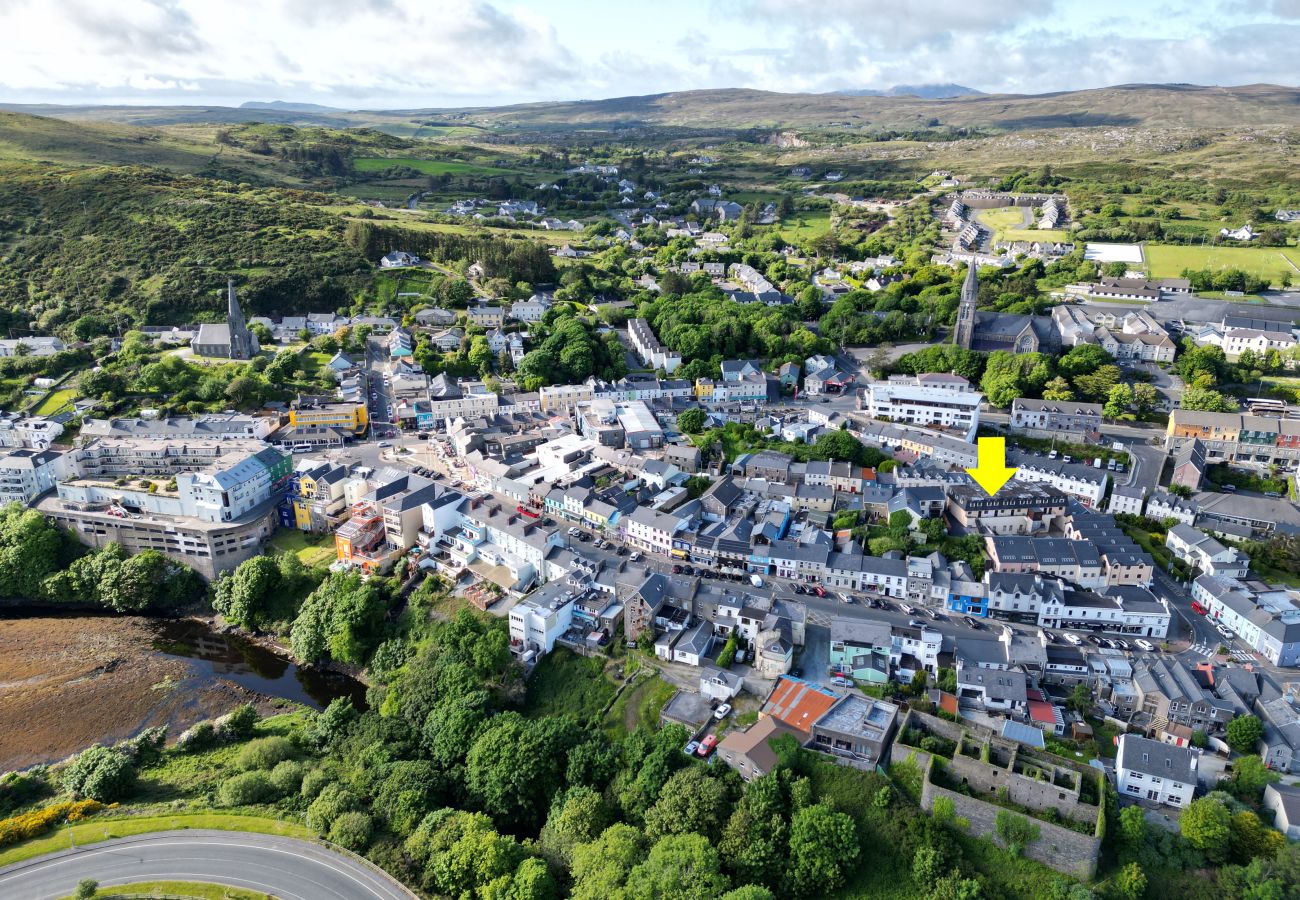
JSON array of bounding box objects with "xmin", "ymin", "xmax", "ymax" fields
[
  {"xmin": 31, "ymin": 387, "xmax": 76, "ymax": 416},
  {"xmin": 775, "ymin": 208, "xmax": 833, "ymax": 240},
  {"xmin": 973, "ymin": 206, "xmax": 1070, "ymax": 244},
  {"xmin": 353, "ymin": 156, "xmax": 524, "ymax": 177},
  {"xmin": 1144, "ymin": 243, "xmax": 1299, "ymax": 286},
  {"xmin": 268, "ymin": 528, "xmax": 336, "ymax": 567},
  {"xmin": 68, "ymin": 880, "xmax": 270, "ymax": 900}
]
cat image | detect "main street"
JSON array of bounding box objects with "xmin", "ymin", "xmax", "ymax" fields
[{"xmin": 0, "ymin": 831, "xmax": 413, "ymax": 900}]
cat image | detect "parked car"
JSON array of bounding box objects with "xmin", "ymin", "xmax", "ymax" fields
[
  {"xmin": 962, "ymin": 616, "xmax": 980, "ymax": 629},
  {"xmin": 1086, "ymin": 635, "xmax": 1104, "ymax": 646},
  {"xmin": 1041, "ymin": 629, "xmax": 1057, "ymax": 643},
  {"xmin": 832, "ymin": 677, "xmax": 853, "ymax": 687},
  {"xmin": 629, "ymin": 552, "xmax": 641, "ymax": 562},
  {"xmin": 900, "ymin": 604, "xmax": 916, "ymax": 615},
  {"xmin": 684, "ymin": 740, "xmax": 700, "ymax": 756},
  {"xmin": 713, "ymin": 703, "xmax": 732, "ymax": 720},
  {"xmin": 793, "ymin": 585, "xmax": 807, "ymax": 595},
  {"xmin": 377, "ymin": 441, "xmax": 391, "ymax": 448},
  {"xmin": 1114, "ymin": 639, "xmax": 1131, "ymax": 651},
  {"xmin": 1063, "ymin": 632, "xmax": 1083, "ymax": 645},
  {"xmin": 908, "ymin": 619, "xmax": 925, "ymax": 628},
  {"xmin": 568, "ymin": 527, "xmax": 579, "ymax": 537},
  {"xmin": 812, "ymin": 586, "xmax": 826, "ymax": 598},
  {"xmin": 672, "ymin": 565, "xmax": 682, "ymax": 574},
  {"xmin": 696, "ymin": 735, "xmax": 718, "ymax": 757},
  {"xmin": 1135, "ymin": 639, "xmax": 1156, "ymax": 652}
]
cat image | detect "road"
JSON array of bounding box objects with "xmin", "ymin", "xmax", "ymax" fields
[{"xmin": 0, "ymin": 831, "xmax": 413, "ymax": 900}]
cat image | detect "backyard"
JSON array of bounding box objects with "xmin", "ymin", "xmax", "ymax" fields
[
  {"xmin": 266, "ymin": 529, "xmax": 336, "ymax": 567},
  {"xmin": 1144, "ymin": 243, "xmax": 1299, "ymax": 287},
  {"xmin": 1205, "ymin": 463, "xmax": 1291, "ymax": 496},
  {"xmin": 31, "ymin": 387, "xmax": 77, "ymax": 416}
]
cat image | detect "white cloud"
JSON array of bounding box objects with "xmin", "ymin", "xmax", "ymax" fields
[{"xmin": 0, "ymin": 0, "xmax": 1292, "ymax": 106}]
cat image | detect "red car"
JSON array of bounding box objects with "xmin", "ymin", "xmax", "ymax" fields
[
  {"xmin": 812, "ymin": 585, "xmax": 826, "ymax": 598},
  {"xmin": 696, "ymin": 734, "xmax": 718, "ymax": 757},
  {"xmin": 1191, "ymin": 601, "xmax": 1207, "ymax": 615}
]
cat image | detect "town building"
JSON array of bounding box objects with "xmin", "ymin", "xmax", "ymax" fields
[
  {"xmin": 1116, "ymin": 734, "xmax": 1198, "ymax": 808},
  {"xmin": 1009, "ymin": 399, "xmax": 1102, "ymax": 441},
  {"xmin": 193, "ymin": 280, "xmax": 260, "ymax": 360},
  {"xmin": 859, "ymin": 374, "xmax": 982, "ymax": 442}
]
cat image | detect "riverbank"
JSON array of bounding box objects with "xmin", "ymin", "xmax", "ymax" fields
[{"xmin": 0, "ymin": 613, "xmax": 366, "ymax": 772}]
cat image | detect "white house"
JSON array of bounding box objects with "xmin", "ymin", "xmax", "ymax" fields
[{"xmin": 1116, "ymin": 734, "xmax": 1198, "ymax": 808}]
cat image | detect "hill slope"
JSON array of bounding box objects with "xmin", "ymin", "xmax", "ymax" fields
[{"xmin": 5, "ymin": 83, "xmax": 1298, "ymax": 133}]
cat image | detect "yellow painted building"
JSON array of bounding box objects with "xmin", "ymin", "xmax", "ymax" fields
[
  {"xmin": 1166, "ymin": 409, "xmax": 1241, "ymax": 444},
  {"xmin": 288, "ymin": 401, "xmax": 368, "ymax": 436}
]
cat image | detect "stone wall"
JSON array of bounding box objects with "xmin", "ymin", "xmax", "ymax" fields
[
  {"xmin": 944, "ymin": 753, "xmax": 1096, "ymax": 826},
  {"xmin": 922, "ymin": 778, "xmax": 1101, "ymax": 878}
]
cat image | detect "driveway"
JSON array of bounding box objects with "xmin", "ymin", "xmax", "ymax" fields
[{"xmin": 0, "ymin": 830, "xmax": 413, "ymax": 900}]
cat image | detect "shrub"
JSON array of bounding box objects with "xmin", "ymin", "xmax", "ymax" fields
[
  {"xmin": 74, "ymin": 879, "xmax": 98, "ymax": 900},
  {"xmin": 300, "ymin": 767, "xmax": 335, "ymax": 800},
  {"xmin": 328, "ymin": 810, "xmax": 373, "ymax": 850},
  {"xmin": 176, "ymin": 721, "xmax": 217, "ymax": 752},
  {"xmin": 306, "ymin": 783, "xmax": 358, "ymax": 835},
  {"xmin": 218, "ymin": 703, "xmax": 261, "ymax": 742},
  {"xmin": 0, "ymin": 799, "xmax": 102, "ymax": 848},
  {"xmin": 238, "ymin": 736, "xmax": 295, "ymax": 771},
  {"xmin": 115, "ymin": 727, "xmax": 167, "ymax": 768},
  {"xmin": 217, "ymin": 771, "xmax": 278, "ymax": 807},
  {"xmin": 61, "ymin": 746, "xmax": 136, "ymax": 802},
  {"xmin": 269, "ymin": 760, "xmax": 306, "ymax": 795}
]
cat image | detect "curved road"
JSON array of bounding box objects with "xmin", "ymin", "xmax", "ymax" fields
[{"xmin": 0, "ymin": 831, "xmax": 414, "ymax": 900}]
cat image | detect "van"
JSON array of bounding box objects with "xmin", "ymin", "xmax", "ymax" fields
[
  {"xmin": 749, "ymin": 574, "xmax": 764, "ymax": 588},
  {"xmin": 1094, "ymin": 457, "xmax": 1104, "ymax": 469}
]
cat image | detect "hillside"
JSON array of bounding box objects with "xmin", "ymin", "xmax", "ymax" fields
[{"xmin": 5, "ymin": 83, "xmax": 1299, "ymax": 135}]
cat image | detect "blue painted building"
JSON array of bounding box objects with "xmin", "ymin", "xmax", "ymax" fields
[{"xmin": 946, "ymin": 578, "xmax": 988, "ymax": 617}]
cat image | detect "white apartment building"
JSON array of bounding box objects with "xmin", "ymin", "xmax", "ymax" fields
[
  {"xmin": 0, "ymin": 414, "xmax": 63, "ymax": 450},
  {"xmin": 0, "ymin": 449, "xmax": 72, "ymax": 504},
  {"xmin": 628, "ymin": 318, "xmax": 682, "ymax": 374},
  {"xmin": 1166, "ymin": 524, "xmax": 1250, "ymax": 579},
  {"xmin": 860, "ymin": 374, "xmax": 982, "ymax": 441},
  {"xmin": 1116, "ymin": 735, "xmax": 1198, "ymax": 808},
  {"xmin": 1011, "ymin": 462, "xmax": 1109, "ymax": 509}
]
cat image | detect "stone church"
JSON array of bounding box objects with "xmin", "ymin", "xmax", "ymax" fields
[
  {"xmin": 193, "ymin": 279, "xmax": 260, "ymax": 360},
  {"xmin": 953, "ymin": 261, "xmax": 1059, "ymax": 354}
]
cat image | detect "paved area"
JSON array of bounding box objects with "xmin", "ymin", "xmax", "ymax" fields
[{"xmin": 0, "ymin": 831, "xmax": 413, "ymax": 900}]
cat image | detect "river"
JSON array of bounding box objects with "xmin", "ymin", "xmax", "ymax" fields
[{"xmin": 0, "ymin": 612, "xmax": 366, "ymax": 771}]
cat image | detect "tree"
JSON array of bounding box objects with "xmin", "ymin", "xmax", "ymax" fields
[
  {"xmin": 570, "ymin": 823, "xmax": 647, "ymax": 900},
  {"xmin": 1114, "ymin": 862, "xmax": 1147, "ymax": 900},
  {"xmin": 1104, "ymin": 383, "xmax": 1134, "ymax": 419},
  {"xmin": 1181, "ymin": 795, "xmax": 1232, "ymax": 863},
  {"xmin": 1042, "ymin": 376, "xmax": 1074, "ymax": 401},
  {"xmin": 1067, "ymin": 682, "xmax": 1093, "ymax": 715},
  {"xmin": 626, "ymin": 833, "xmax": 730, "ymax": 900},
  {"xmin": 540, "ymin": 786, "xmax": 612, "ymax": 866},
  {"xmin": 73, "ymin": 880, "xmax": 98, "ymax": 900},
  {"xmin": 1119, "ymin": 804, "xmax": 1146, "ymax": 848},
  {"xmin": 1230, "ymin": 809, "xmax": 1285, "ymax": 863},
  {"xmin": 1180, "ymin": 385, "xmax": 1235, "ymax": 413},
  {"xmin": 677, "ymin": 407, "xmax": 707, "ymax": 434},
  {"xmin": 62, "ymin": 745, "xmax": 136, "ymax": 802},
  {"xmin": 643, "ymin": 767, "xmax": 734, "ymax": 843},
  {"xmin": 912, "ymin": 845, "xmax": 945, "ymax": 888},
  {"xmin": 784, "ymin": 803, "xmax": 858, "ymax": 898},
  {"xmin": 466, "ymin": 711, "xmax": 581, "ymax": 831},
  {"xmin": 1227, "ymin": 755, "xmax": 1279, "ymax": 801},
  {"xmin": 213, "ymin": 555, "xmax": 280, "ymax": 628},
  {"xmin": 1131, "ymin": 382, "xmax": 1159, "ymax": 416},
  {"xmin": 222, "ymin": 703, "xmax": 260, "ymax": 741},
  {"xmin": 994, "ymin": 809, "xmax": 1039, "ymax": 856},
  {"xmin": 1227, "ymin": 715, "xmax": 1264, "ymax": 753}
]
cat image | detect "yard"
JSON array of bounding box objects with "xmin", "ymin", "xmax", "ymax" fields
[
  {"xmin": 267, "ymin": 529, "xmax": 336, "ymax": 567},
  {"xmin": 1143, "ymin": 243, "xmax": 1299, "ymax": 287},
  {"xmin": 1205, "ymin": 463, "xmax": 1290, "ymax": 496},
  {"xmin": 31, "ymin": 387, "xmax": 77, "ymax": 416},
  {"xmin": 973, "ymin": 207, "xmax": 1070, "ymax": 244},
  {"xmin": 521, "ymin": 648, "xmax": 618, "ymax": 724},
  {"xmin": 353, "ymin": 156, "xmax": 527, "ymax": 177},
  {"xmin": 775, "ymin": 208, "xmax": 833, "ymax": 241}
]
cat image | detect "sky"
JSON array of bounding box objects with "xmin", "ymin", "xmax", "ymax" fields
[{"xmin": 0, "ymin": 0, "xmax": 1296, "ymax": 109}]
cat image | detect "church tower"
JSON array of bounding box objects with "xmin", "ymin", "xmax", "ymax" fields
[
  {"xmin": 953, "ymin": 260, "xmax": 978, "ymax": 350},
  {"xmin": 226, "ymin": 279, "xmax": 258, "ymax": 361}
]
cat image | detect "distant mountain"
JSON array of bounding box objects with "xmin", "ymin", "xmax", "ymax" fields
[
  {"xmin": 833, "ymin": 84, "xmax": 984, "ymax": 99},
  {"xmin": 240, "ymin": 100, "xmax": 344, "ymax": 112}
]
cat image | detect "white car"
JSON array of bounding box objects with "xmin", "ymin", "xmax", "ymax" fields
[
  {"xmin": 900, "ymin": 604, "xmax": 916, "ymax": 615},
  {"xmin": 713, "ymin": 703, "xmax": 732, "ymax": 720},
  {"xmin": 629, "ymin": 552, "xmax": 641, "ymax": 562},
  {"xmin": 1135, "ymin": 639, "xmax": 1155, "ymax": 652},
  {"xmin": 1063, "ymin": 632, "xmax": 1082, "ymax": 646},
  {"xmin": 1216, "ymin": 623, "xmax": 1234, "ymax": 639}
]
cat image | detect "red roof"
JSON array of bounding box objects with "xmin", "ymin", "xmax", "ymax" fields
[
  {"xmin": 1028, "ymin": 700, "xmax": 1057, "ymax": 726},
  {"xmin": 761, "ymin": 676, "xmax": 839, "ymax": 737}
]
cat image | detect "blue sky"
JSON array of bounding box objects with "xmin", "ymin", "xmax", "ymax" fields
[{"xmin": 0, "ymin": 0, "xmax": 1295, "ymax": 107}]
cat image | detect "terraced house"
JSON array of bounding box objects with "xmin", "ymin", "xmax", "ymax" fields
[{"xmin": 1166, "ymin": 410, "xmax": 1300, "ymax": 470}]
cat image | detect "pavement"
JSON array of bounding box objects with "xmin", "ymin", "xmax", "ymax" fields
[{"xmin": 0, "ymin": 831, "xmax": 413, "ymax": 900}]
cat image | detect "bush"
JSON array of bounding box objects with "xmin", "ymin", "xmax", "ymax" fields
[
  {"xmin": 217, "ymin": 771, "xmax": 278, "ymax": 807},
  {"xmin": 218, "ymin": 703, "xmax": 261, "ymax": 741},
  {"xmin": 300, "ymin": 767, "xmax": 335, "ymax": 800},
  {"xmin": 0, "ymin": 799, "xmax": 102, "ymax": 847},
  {"xmin": 176, "ymin": 721, "xmax": 217, "ymax": 752},
  {"xmin": 328, "ymin": 810, "xmax": 373, "ymax": 851},
  {"xmin": 269, "ymin": 760, "xmax": 306, "ymax": 795},
  {"xmin": 61, "ymin": 746, "xmax": 136, "ymax": 802},
  {"xmin": 306, "ymin": 783, "xmax": 358, "ymax": 835},
  {"xmin": 74, "ymin": 879, "xmax": 98, "ymax": 900},
  {"xmin": 238, "ymin": 736, "xmax": 295, "ymax": 771}
]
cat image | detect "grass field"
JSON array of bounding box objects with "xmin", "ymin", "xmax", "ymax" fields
[
  {"xmin": 973, "ymin": 206, "xmax": 1070, "ymax": 244},
  {"xmin": 268, "ymin": 528, "xmax": 336, "ymax": 567},
  {"xmin": 775, "ymin": 209, "xmax": 832, "ymax": 240},
  {"xmin": 67, "ymin": 881, "xmax": 270, "ymax": 900},
  {"xmin": 0, "ymin": 814, "xmax": 310, "ymax": 868},
  {"xmin": 32, "ymin": 387, "xmax": 77, "ymax": 416},
  {"xmin": 353, "ymin": 156, "xmax": 525, "ymax": 177},
  {"xmin": 603, "ymin": 672, "xmax": 677, "ymax": 738},
  {"xmin": 522, "ymin": 649, "xmax": 618, "ymax": 723},
  {"xmin": 1144, "ymin": 243, "xmax": 1300, "ymax": 286}
]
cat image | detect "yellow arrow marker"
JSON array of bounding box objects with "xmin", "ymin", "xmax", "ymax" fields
[{"xmin": 965, "ymin": 436, "xmax": 1017, "ymax": 496}]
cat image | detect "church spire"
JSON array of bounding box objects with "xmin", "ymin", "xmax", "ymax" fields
[{"xmin": 224, "ymin": 278, "xmax": 257, "ymax": 360}]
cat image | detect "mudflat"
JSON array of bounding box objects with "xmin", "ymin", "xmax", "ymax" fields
[{"xmin": 0, "ymin": 615, "xmax": 255, "ymax": 770}]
